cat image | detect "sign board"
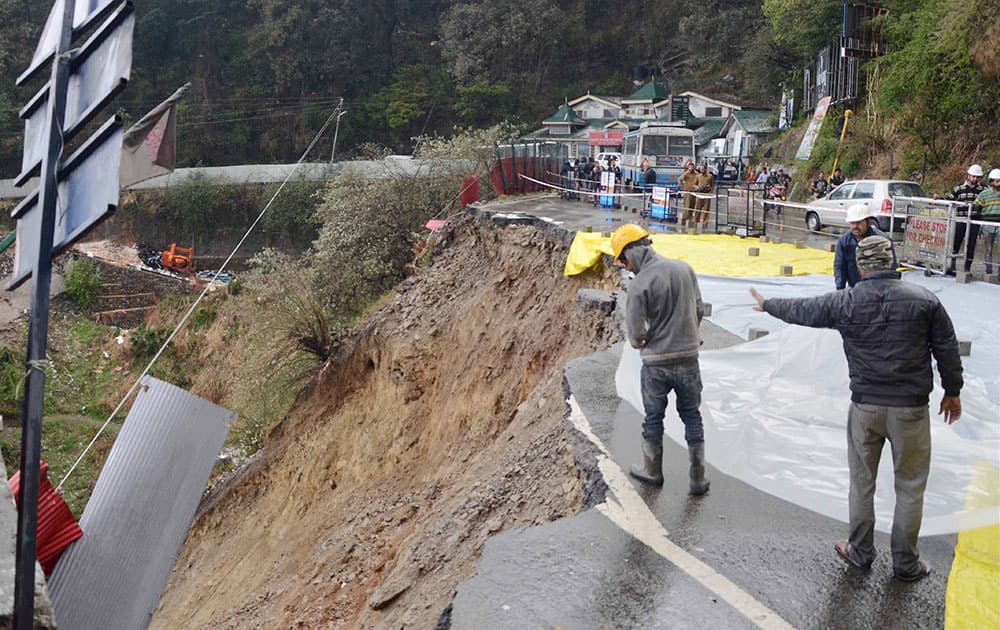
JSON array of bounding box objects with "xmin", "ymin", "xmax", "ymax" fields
[
  {"xmin": 19, "ymin": 0, "xmax": 120, "ymax": 85},
  {"xmin": 795, "ymin": 95, "xmax": 830, "ymax": 161},
  {"xmin": 588, "ymin": 131, "xmax": 624, "ymax": 147},
  {"xmin": 898, "ymin": 197, "xmax": 953, "ymax": 272},
  {"xmin": 599, "ymin": 170, "xmax": 615, "ymax": 207},
  {"xmin": 650, "ymin": 186, "xmax": 668, "ymax": 220},
  {"xmin": 17, "ymin": 4, "xmax": 134, "ymax": 185},
  {"xmin": 9, "ymin": 117, "xmax": 123, "ymax": 289}
]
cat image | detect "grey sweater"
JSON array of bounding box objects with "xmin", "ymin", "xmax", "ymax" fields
[{"xmin": 624, "ymin": 245, "xmax": 704, "ymax": 364}]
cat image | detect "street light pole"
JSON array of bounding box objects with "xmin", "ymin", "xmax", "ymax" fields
[{"xmin": 330, "ymin": 98, "xmax": 346, "ymax": 162}]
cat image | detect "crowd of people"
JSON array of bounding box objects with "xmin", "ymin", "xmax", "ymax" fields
[{"xmin": 559, "ymin": 155, "xmax": 623, "ymax": 207}]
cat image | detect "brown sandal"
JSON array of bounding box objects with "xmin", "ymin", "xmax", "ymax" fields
[{"xmin": 835, "ymin": 539, "xmax": 872, "ymax": 570}]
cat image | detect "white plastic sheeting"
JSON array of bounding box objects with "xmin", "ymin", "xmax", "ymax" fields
[{"xmin": 616, "ymin": 272, "xmax": 1000, "ymax": 535}]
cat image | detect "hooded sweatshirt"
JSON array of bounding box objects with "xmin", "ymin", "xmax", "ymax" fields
[{"xmin": 624, "ymin": 245, "xmax": 704, "ymax": 364}]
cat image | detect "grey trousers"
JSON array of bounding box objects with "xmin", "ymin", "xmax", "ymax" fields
[{"xmin": 846, "ymin": 402, "xmax": 930, "ymax": 575}]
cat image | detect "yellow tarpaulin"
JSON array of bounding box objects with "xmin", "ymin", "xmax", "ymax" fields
[
  {"xmin": 564, "ymin": 232, "xmax": 835, "ymax": 277},
  {"xmin": 945, "ymin": 461, "xmax": 1000, "ymax": 629}
]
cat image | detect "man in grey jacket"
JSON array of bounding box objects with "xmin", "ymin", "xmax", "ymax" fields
[
  {"xmin": 750, "ymin": 235, "xmax": 963, "ymax": 581},
  {"xmin": 610, "ymin": 224, "xmax": 709, "ymax": 495}
]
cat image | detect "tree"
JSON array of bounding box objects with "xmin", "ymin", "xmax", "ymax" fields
[{"xmin": 877, "ymin": 0, "xmax": 1000, "ymax": 162}]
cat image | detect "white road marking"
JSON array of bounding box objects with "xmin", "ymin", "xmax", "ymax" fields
[{"xmin": 567, "ymin": 395, "xmax": 795, "ymax": 630}]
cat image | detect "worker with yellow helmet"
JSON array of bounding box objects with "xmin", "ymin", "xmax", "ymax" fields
[{"xmin": 611, "ymin": 224, "xmax": 709, "ymax": 495}]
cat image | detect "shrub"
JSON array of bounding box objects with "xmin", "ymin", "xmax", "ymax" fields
[
  {"xmin": 130, "ymin": 324, "xmax": 168, "ymax": 359},
  {"xmin": 64, "ymin": 258, "xmax": 103, "ymax": 310}
]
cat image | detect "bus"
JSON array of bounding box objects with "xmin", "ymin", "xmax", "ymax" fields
[{"xmin": 620, "ymin": 122, "xmax": 697, "ymax": 191}]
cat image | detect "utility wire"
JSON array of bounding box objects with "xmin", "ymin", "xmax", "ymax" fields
[{"xmin": 56, "ymin": 103, "xmax": 343, "ymax": 492}]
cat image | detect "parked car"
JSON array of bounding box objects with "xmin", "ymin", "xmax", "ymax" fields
[
  {"xmin": 596, "ymin": 151, "xmax": 622, "ymax": 169},
  {"xmin": 804, "ymin": 179, "xmax": 929, "ymax": 232}
]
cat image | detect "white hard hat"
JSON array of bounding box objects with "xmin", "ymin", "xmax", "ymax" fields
[
  {"xmin": 968, "ymin": 164, "xmax": 984, "ymax": 177},
  {"xmin": 846, "ymin": 203, "xmax": 875, "ymax": 223},
  {"xmin": 990, "ymin": 168, "xmax": 1000, "ymax": 181}
]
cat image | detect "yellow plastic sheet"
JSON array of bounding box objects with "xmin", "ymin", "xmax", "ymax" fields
[
  {"xmin": 946, "ymin": 461, "xmax": 1000, "ymax": 629},
  {"xmin": 564, "ymin": 232, "xmax": 835, "ymax": 277}
]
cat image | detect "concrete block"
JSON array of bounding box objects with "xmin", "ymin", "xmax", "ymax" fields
[
  {"xmin": 748, "ymin": 247, "xmax": 760, "ymax": 257},
  {"xmin": 759, "ymin": 236, "xmax": 769, "ymax": 244},
  {"xmin": 795, "ymin": 241, "xmax": 806, "ymax": 249},
  {"xmin": 703, "ymin": 303, "xmax": 713, "ymax": 316},
  {"xmin": 958, "ymin": 340, "xmax": 972, "ymax": 356},
  {"xmin": 585, "ymin": 226, "xmax": 593, "ymax": 233},
  {"xmin": 780, "ymin": 265, "xmax": 794, "ymax": 276},
  {"xmin": 601, "ymin": 232, "xmax": 610, "ymax": 238},
  {"xmin": 985, "ymin": 274, "xmax": 998, "ymax": 285},
  {"xmin": 748, "ymin": 328, "xmax": 769, "ymax": 341},
  {"xmin": 827, "ymin": 243, "xmax": 837, "ymax": 253},
  {"xmin": 955, "ymin": 271, "xmax": 972, "ymax": 284},
  {"xmin": 577, "ymin": 289, "xmax": 616, "ymax": 316},
  {"xmin": 686, "ymin": 227, "xmax": 697, "ymax": 235}
]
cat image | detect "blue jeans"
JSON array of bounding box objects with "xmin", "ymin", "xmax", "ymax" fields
[{"xmin": 640, "ymin": 358, "xmax": 704, "ymax": 445}]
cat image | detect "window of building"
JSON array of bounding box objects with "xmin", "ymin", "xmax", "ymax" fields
[{"xmin": 705, "ymin": 106, "xmax": 723, "ymax": 117}]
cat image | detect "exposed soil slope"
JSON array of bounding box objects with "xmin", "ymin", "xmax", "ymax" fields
[{"xmin": 152, "ymin": 214, "xmax": 618, "ymax": 628}]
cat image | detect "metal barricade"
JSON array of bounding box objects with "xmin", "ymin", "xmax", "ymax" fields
[
  {"xmin": 714, "ymin": 183, "xmax": 767, "ymax": 237},
  {"xmin": 893, "ymin": 196, "xmax": 964, "ymax": 274}
]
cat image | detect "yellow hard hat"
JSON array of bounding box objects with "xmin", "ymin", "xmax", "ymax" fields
[{"xmin": 611, "ymin": 224, "xmax": 650, "ymax": 264}]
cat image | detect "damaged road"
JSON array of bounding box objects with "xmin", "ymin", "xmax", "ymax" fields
[{"xmin": 450, "ymin": 329, "xmax": 957, "ymax": 630}]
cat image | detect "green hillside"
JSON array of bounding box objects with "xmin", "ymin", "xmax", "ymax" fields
[{"xmin": 0, "ymin": 0, "xmax": 996, "ymax": 179}]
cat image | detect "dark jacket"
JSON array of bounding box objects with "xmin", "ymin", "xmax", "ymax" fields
[
  {"xmin": 763, "ymin": 271, "xmax": 963, "ymax": 407},
  {"xmin": 834, "ymin": 224, "xmax": 896, "ymax": 290}
]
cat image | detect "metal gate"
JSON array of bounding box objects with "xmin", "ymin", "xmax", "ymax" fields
[{"xmin": 713, "ymin": 183, "xmax": 767, "ymax": 237}]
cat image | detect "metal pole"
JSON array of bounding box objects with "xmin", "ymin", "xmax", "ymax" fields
[
  {"xmin": 330, "ymin": 97, "xmax": 344, "ymax": 162},
  {"xmin": 14, "ymin": 0, "xmax": 75, "ymax": 626}
]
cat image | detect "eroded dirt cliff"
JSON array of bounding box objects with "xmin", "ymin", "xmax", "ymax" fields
[{"xmin": 151, "ymin": 214, "xmax": 618, "ymax": 628}]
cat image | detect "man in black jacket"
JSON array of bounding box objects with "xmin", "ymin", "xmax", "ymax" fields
[{"xmin": 750, "ymin": 236, "xmax": 963, "ymax": 582}]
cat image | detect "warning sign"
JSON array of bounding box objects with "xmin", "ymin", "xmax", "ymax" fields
[{"xmin": 899, "ymin": 198, "xmax": 952, "ymax": 271}]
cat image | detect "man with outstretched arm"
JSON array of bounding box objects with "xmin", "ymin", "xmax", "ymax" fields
[
  {"xmin": 750, "ymin": 235, "xmax": 963, "ymax": 581},
  {"xmin": 611, "ymin": 224, "xmax": 709, "ymax": 496}
]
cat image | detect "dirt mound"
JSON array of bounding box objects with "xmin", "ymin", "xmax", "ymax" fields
[{"xmin": 151, "ymin": 214, "xmax": 618, "ymax": 629}]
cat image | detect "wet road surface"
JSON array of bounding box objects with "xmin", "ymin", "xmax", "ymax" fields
[{"xmin": 450, "ymin": 319, "xmax": 956, "ymax": 629}]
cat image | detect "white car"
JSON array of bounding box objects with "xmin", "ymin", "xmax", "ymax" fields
[
  {"xmin": 804, "ymin": 179, "xmax": 928, "ymax": 232},
  {"xmin": 595, "ymin": 152, "xmax": 622, "ymax": 169}
]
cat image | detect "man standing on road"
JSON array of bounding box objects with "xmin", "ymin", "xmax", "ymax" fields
[
  {"xmin": 694, "ymin": 164, "xmax": 716, "ymax": 225},
  {"xmin": 750, "ymin": 235, "xmax": 963, "ymax": 582},
  {"xmin": 835, "ymin": 204, "xmax": 897, "ymax": 290},
  {"xmin": 945, "ymin": 164, "xmax": 985, "ymax": 274},
  {"xmin": 972, "ymin": 168, "xmax": 1000, "ymax": 275},
  {"xmin": 679, "ymin": 162, "xmax": 699, "ymax": 224},
  {"xmin": 611, "ymin": 224, "xmax": 710, "ymax": 495},
  {"xmin": 829, "ymin": 168, "xmax": 845, "ymax": 189}
]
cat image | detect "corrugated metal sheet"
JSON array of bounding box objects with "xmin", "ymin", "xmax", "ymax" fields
[
  {"xmin": 7, "ymin": 461, "xmax": 83, "ymax": 575},
  {"xmin": 47, "ymin": 377, "xmax": 235, "ymax": 630}
]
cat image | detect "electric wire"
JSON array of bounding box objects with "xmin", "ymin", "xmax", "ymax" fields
[{"xmin": 55, "ymin": 104, "xmax": 343, "ymax": 492}]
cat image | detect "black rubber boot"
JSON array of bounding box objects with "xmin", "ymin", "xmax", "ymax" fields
[
  {"xmin": 629, "ymin": 439, "xmax": 664, "ymax": 486},
  {"xmin": 688, "ymin": 442, "xmax": 710, "ymax": 496}
]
